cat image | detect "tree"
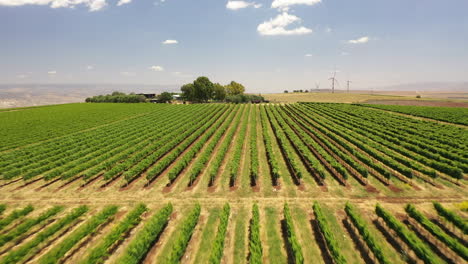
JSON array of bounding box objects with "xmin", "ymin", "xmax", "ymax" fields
[
  {"xmin": 213, "ymin": 83, "xmax": 226, "ymax": 101},
  {"xmin": 193, "ymin": 76, "xmax": 214, "ymax": 102},
  {"xmin": 158, "ymin": 92, "xmax": 173, "ymax": 103},
  {"xmin": 284, "ymin": 90, "xmax": 288, "ymax": 93},
  {"xmin": 225, "ymin": 81, "xmax": 245, "ymax": 95},
  {"xmin": 181, "ymin": 83, "xmax": 195, "ymax": 101}
]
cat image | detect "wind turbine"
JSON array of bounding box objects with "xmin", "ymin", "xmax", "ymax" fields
[
  {"xmin": 315, "ymin": 82, "xmax": 320, "ymax": 91},
  {"xmin": 347, "ymin": 80, "xmax": 352, "ymax": 93},
  {"xmin": 329, "ymin": 70, "xmax": 338, "ymax": 93}
]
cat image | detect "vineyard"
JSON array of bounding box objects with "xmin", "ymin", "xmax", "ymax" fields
[{"xmin": 0, "ymin": 102, "xmax": 466, "ymax": 263}]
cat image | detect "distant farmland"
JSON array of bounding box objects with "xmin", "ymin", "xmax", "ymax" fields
[{"xmin": 0, "ymin": 102, "xmax": 466, "ymax": 264}]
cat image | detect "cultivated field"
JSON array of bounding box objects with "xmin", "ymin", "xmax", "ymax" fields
[{"xmin": 0, "ymin": 102, "xmax": 466, "ymax": 264}]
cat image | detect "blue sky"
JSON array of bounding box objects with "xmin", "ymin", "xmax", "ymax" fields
[{"xmin": 1, "ymin": 0, "xmax": 467, "ymax": 93}]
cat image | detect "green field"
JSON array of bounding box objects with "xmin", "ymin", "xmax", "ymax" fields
[{"xmin": 0, "ymin": 102, "xmax": 466, "ymax": 263}]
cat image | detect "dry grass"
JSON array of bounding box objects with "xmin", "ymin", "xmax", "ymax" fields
[{"xmin": 263, "ymin": 91, "xmax": 468, "ymax": 104}]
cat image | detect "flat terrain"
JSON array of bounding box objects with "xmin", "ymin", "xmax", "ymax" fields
[
  {"xmin": 0, "ymin": 102, "xmax": 466, "ymax": 263},
  {"xmin": 264, "ymin": 91, "xmax": 468, "ymax": 106}
]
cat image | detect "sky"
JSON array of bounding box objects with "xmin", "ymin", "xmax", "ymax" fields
[{"xmin": 1, "ymin": 0, "xmax": 468, "ymax": 93}]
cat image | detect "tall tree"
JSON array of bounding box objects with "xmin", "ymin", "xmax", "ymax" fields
[
  {"xmin": 213, "ymin": 83, "xmax": 227, "ymax": 101},
  {"xmin": 181, "ymin": 83, "xmax": 195, "ymax": 101},
  {"xmin": 225, "ymin": 81, "xmax": 245, "ymax": 95},
  {"xmin": 193, "ymin": 76, "xmax": 214, "ymax": 102}
]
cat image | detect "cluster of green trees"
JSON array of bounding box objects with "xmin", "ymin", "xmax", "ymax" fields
[
  {"xmin": 181, "ymin": 76, "xmax": 264, "ymax": 103},
  {"xmin": 86, "ymin": 92, "xmax": 146, "ymax": 103}
]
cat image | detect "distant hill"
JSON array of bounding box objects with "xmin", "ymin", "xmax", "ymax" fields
[{"xmin": 0, "ymin": 84, "xmax": 180, "ymax": 108}]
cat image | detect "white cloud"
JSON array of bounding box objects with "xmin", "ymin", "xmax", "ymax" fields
[
  {"xmin": 162, "ymin": 39, "xmax": 178, "ymax": 45},
  {"xmin": 86, "ymin": 65, "xmax": 94, "ymax": 70},
  {"xmin": 226, "ymin": 1, "xmax": 261, "ymax": 10},
  {"xmin": 0, "ymin": 0, "xmax": 108, "ymax": 11},
  {"xmin": 47, "ymin": 70, "xmax": 57, "ymax": 75},
  {"xmin": 16, "ymin": 74, "xmax": 27, "ymax": 79},
  {"xmin": 305, "ymin": 54, "xmax": 312, "ymax": 57},
  {"xmin": 325, "ymin": 27, "xmax": 332, "ymax": 33},
  {"xmin": 348, "ymin": 36, "xmax": 369, "ymax": 44},
  {"xmin": 117, "ymin": 0, "xmax": 131, "ymax": 6},
  {"xmin": 340, "ymin": 51, "xmax": 349, "ymax": 56},
  {"xmin": 149, "ymin": 65, "xmax": 164, "ymax": 72},
  {"xmin": 272, "ymin": 0, "xmax": 321, "ymax": 10},
  {"xmin": 257, "ymin": 12, "xmax": 312, "ymax": 36}
]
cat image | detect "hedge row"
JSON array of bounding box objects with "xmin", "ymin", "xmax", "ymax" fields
[
  {"xmin": 433, "ymin": 202, "xmax": 467, "ymax": 235},
  {"xmin": 116, "ymin": 203, "xmax": 173, "ymax": 264},
  {"xmin": 283, "ymin": 203, "xmax": 304, "ymax": 264},
  {"xmin": 0, "ymin": 206, "xmax": 63, "ymax": 248},
  {"xmin": 81, "ymin": 203, "xmax": 148, "ymax": 264},
  {"xmin": 345, "ymin": 202, "xmax": 390, "ymax": 264},
  {"xmin": 313, "ymin": 201, "xmax": 347, "ymax": 264},
  {"xmin": 249, "ymin": 204, "xmax": 262, "ymax": 264},
  {"xmin": 375, "ymin": 204, "xmax": 442, "ymax": 264},
  {"xmin": 208, "ymin": 203, "xmax": 231, "ymax": 263},
  {"xmin": 0, "ymin": 205, "xmax": 34, "ymax": 231},
  {"xmin": 405, "ymin": 204, "xmax": 468, "ymax": 260},
  {"xmin": 39, "ymin": 205, "xmax": 119, "ymax": 264},
  {"xmin": 0, "ymin": 206, "xmax": 89, "ymax": 264},
  {"xmin": 165, "ymin": 204, "xmax": 201, "ymax": 263},
  {"xmin": 260, "ymin": 106, "xmax": 280, "ymax": 185}
]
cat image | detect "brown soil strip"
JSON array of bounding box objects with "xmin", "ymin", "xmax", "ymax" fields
[
  {"xmin": 60, "ymin": 215, "xmax": 117, "ymax": 263},
  {"xmin": 14, "ymin": 176, "xmax": 44, "ymax": 190},
  {"xmin": 342, "ymin": 217, "xmax": 374, "ymax": 264},
  {"xmin": 180, "ymin": 214, "xmax": 206, "ymax": 264},
  {"xmin": 310, "ymin": 219, "xmax": 334, "ymax": 264},
  {"xmin": 0, "ymin": 178, "xmax": 22, "ymax": 188},
  {"xmin": 145, "ymin": 108, "xmax": 231, "ymax": 190},
  {"xmin": 430, "ymin": 218, "xmax": 468, "ymax": 247},
  {"xmin": 372, "ymin": 218, "xmax": 418, "ymax": 263},
  {"xmin": 143, "ymin": 211, "xmax": 177, "ymax": 264},
  {"xmin": 77, "ymin": 173, "xmax": 103, "ymax": 190},
  {"xmin": 404, "ymin": 217, "xmax": 461, "ymax": 264},
  {"xmin": 53, "ymin": 175, "xmax": 83, "ymax": 192},
  {"xmin": 285, "ymin": 105, "xmax": 415, "ymax": 188},
  {"xmin": 0, "ymin": 218, "xmax": 56, "ymax": 255}
]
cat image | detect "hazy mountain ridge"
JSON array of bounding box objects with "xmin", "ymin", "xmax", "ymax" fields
[{"xmin": 0, "ymin": 82, "xmax": 467, "ymax": 108}]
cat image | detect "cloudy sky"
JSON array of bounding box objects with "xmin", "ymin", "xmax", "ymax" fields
[{"xmin": 1, "ymin": 0, "xmax": 467, "ymax": 93}]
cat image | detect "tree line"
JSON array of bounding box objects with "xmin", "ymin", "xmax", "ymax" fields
[
  {"xmin": 85, "ymin": 92, "xmax": 146, "ymax": 103},
  {"xmin": 181, "ymin": 76, "xmax": 264, "ymax": 103}
]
